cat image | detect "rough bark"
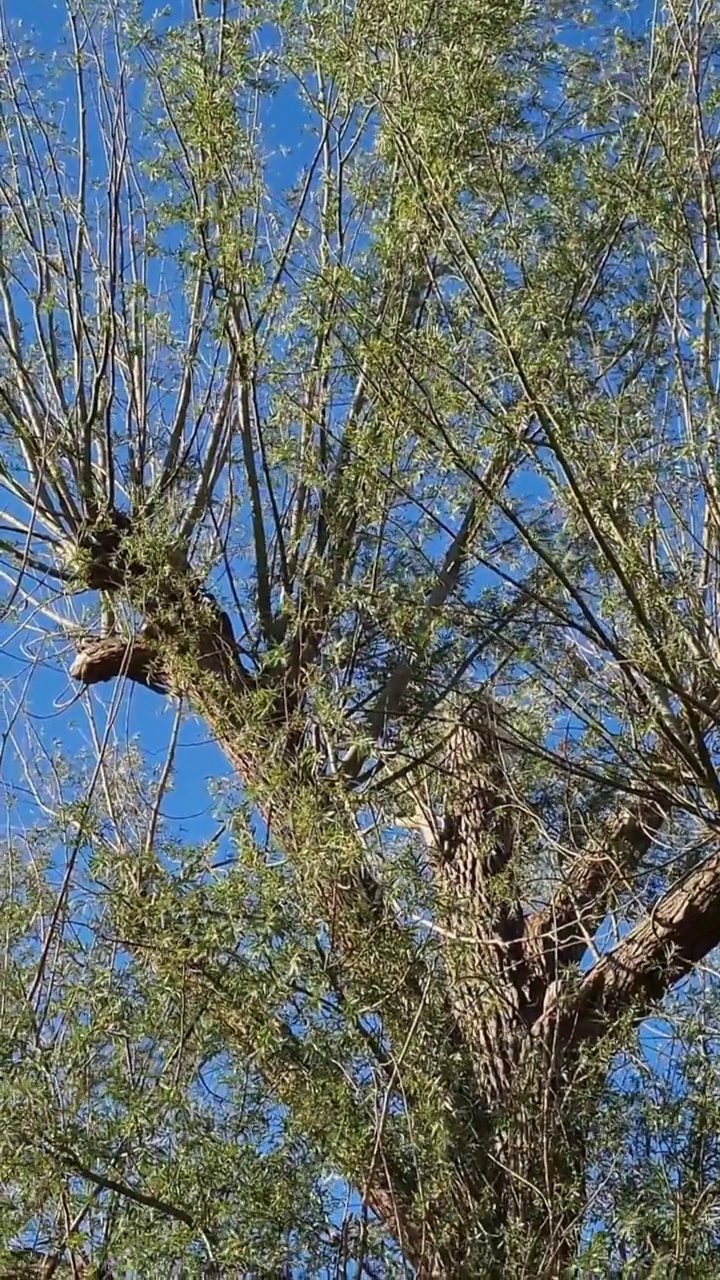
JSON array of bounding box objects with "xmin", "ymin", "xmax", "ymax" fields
[{"xmin": 426, "ymin": 708, "xmax": 589, "ymax": 1274}]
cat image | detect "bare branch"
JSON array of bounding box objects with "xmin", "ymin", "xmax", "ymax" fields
[{"xmin": 366, "ymin": 445, "xmax": 517, "ymax": 747}]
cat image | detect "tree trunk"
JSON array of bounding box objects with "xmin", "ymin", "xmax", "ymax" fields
[
  {"xmin": 67, "ymin": 513, "xmax": 720, "ymax": 1277},
  {"xmin": 67, "ymin": 597, "xmax": 592, "ymax": 1276}
]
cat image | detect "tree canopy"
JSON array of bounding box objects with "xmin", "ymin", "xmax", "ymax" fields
[{"xmin": 2, "ymin": 0, "xmax": 720, "ymax": 1275}]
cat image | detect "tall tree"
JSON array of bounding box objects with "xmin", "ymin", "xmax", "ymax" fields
[{"xmin": 2, "ymin": 0, "xmax": 720, "ymax": 1274}]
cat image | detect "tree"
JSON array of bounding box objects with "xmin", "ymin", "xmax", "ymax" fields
[{"xmin": 2, "ymin": 0, "xmax": 720, "ymax": 1273}]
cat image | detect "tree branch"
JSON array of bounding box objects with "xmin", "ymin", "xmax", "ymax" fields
[
  {"xmin": 539, "ymin": 839, "xmax": 720, "ymax": 1047},
  {"xmin": 70, "ymin": 634, "xmax": 169, "ymax": 693},
  {"xmin": 57, "ymin": 1148, "xmax": 200, "ymax": 1235},
  {"xmin": 526, "ymin": 794, "xmax": 668, "ymax": 976}
]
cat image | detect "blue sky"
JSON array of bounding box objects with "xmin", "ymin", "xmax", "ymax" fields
[{"xmin": 0, "ymin": 0, "xmax": 305, "ymax": 856}]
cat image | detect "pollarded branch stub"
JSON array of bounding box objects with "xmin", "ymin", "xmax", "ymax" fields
[{"xmin": 70, "ymin": 634, "xmax": 169, "ymax": 693}]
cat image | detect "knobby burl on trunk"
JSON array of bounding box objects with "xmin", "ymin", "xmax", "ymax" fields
[{"xmin": 69, "ymin": 508, "xmax": 718, "ymax": 1277}]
